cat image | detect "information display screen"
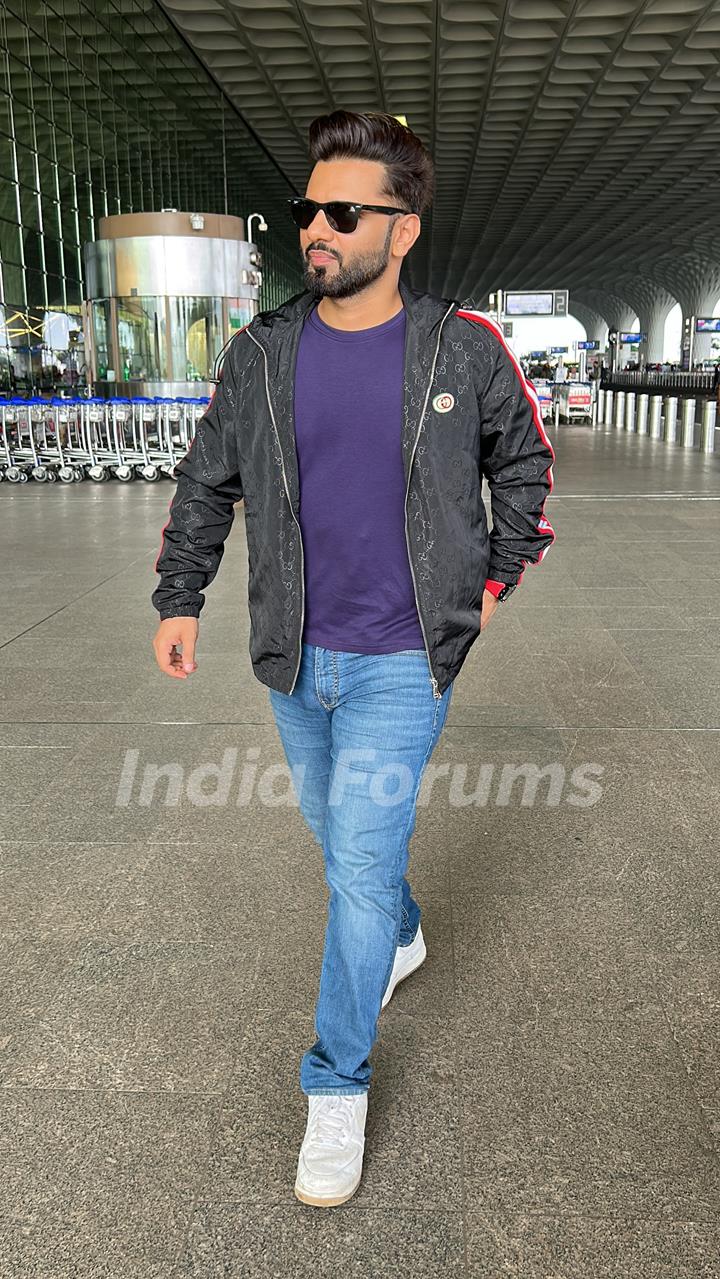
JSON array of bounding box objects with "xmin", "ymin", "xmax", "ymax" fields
[
  {"xmin": 505, "ymin": 291, "xmax": 554, "ymax": 316},
  {"xmin": 696, "ymin": 317, "xmax": 720, "ymax": 332}
]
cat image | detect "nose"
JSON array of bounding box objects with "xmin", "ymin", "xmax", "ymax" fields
[{"xmin": 305, "ymin": 207, "xmax": 336, "ymax": 245}]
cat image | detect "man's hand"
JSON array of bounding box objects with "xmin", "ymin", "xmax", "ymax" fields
[
  {"xmin": 153, "ymin": 617, "xmax": 199, "ymax": 679},
  {"xmin": 480, "ymin": 588, "xmax": 500, "ymax": 632}
]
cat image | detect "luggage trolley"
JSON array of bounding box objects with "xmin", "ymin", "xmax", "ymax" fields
[
  {"xmin": 0, "ymin": 398, "xmax": 28, "ymax": 482},
  {"xmin": 48, "ymin": 397, "xmax": 86, "ymax": 482},
  {"xmin": 2, "ymin": 397, "xmax": 53, "ymax": 482},
  {"xmin": 185, "ymin": 396, "xmax": 210, "ymax": 450},
  {"xmin": 0, "ymin": 396, "xmax": 26, "ymax": 480},
  {"xmin": 79, "ymin": 396, "xmax": 115, "ymax": 481},
  {"xmin": 106, "ymin": 396, "xmax": 136, "ymax": 482},
  {"xmin": 128, "ymin": 396, "xmax": 164, "ymax": 481},
  {"xmin": 146, "ymin": 397, "xmax": 179, "ymax": 479},
  {"xmin": 0, "ymin": 391, "xmax": 212, "ymax": 484}
]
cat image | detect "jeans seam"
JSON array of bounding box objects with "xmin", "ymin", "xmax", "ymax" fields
[
  {"xmin": 314, "ymin": 646, "xmax": 333, "ymax": 711},
  {"xmin": 332, "ymin": 650, "xmax": 339, "ymax": 707}
]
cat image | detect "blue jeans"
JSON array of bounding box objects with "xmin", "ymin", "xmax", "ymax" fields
[{"xmin": 267, "ymin": 642, "xmax": 453, "ymax": 1096}]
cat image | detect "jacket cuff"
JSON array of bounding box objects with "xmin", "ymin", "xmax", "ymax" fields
[
  {"xmin": 157, "ymin": 605, "xmax": 202, "ymax": 620},
  {"xmin": 485, "ymin": 576, "xmax": 520, "ymax": 598}
]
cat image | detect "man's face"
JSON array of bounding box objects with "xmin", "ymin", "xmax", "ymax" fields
[{"xmin": 299, "ymin": 158, "xmax": 407, "ymax": 300}]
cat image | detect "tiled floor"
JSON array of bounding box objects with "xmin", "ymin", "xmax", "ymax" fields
[{"xmin": 1, "ymin": 424, "xmax": 719, "ymax": 1277}]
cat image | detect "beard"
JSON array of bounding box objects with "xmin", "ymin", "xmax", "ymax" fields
[{"xmin": 301, "ymin": 219, "xmax": 396, "ymax": 299}]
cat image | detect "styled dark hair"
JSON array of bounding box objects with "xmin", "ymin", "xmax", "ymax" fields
[{"xmin": 307, "ymin": 110, "xmax": 435, "ymax": 216}]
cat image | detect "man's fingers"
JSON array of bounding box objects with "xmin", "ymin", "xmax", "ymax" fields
[
  {"xmin": 153, "ymin": 618, "xmax": 200, "ymax": 679},
  {"xmin": 180, "ymin": 635, "xmax": 196, "ymax": 671},
  {"xmin": 155, "ymin": 638, "xmax": 187, "ymax": 678}
]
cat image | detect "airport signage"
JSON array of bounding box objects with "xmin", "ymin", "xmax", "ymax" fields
[
  {"xmin": 550, "ymin": 346, "xmax": 568, "ymax": 354},
  {"xmin": 577, "ymin": 340, "xmax": 599, "ymax": 350},
  {"xmin": 620, "ymin": 332, "xmax": 646, "ymax": 345},
  {"xmin": 554, "ymin": 290, "xmax": 569, "ymax": 317},
  {"xmin": 696, "ymin": 317, "xmax": 720, "ymax": 332},
  {"xmin": 504, "ymin": 290, "xmax": 569, "ymax": 318}
]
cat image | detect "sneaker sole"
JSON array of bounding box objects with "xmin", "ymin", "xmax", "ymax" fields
[{"xmin": 294, "ymin": 1175, "xmax": 362, "ymax": 1207}]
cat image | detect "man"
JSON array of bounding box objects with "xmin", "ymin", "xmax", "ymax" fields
[{"xmin": 152, "ymin": 109, "xmax": 555, "ymax": 1208}]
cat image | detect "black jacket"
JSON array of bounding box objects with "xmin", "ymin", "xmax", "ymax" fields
[{"xmin": 152, "ymin": 276, "xmax": 555, "ymax": 698}]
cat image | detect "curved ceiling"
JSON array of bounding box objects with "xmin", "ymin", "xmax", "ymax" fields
[{"xmin": 159, "ymin": 0, "xmax": 720, "ymax": 318}]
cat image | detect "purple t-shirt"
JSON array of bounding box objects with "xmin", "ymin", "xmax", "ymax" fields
[{"xmin": 293, "ymin": 302, "xmax": 426, "ymax": 654}]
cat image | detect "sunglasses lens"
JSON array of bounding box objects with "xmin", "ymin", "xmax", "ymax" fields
[
  {"xmin": 289, "ymin": 199, "xmax": 359, "ymax": 233},
  {"xmin": 290, "ymin": 199, "xmax": 314, "ymax": 229},
  {"xmin": 327, "ymin": 203, "xmax": 358, "ymax": 233}
]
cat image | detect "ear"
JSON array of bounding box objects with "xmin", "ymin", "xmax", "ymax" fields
[{"xmin": 393, "ymin": 212, "xmax": 421, "ymax": 259}]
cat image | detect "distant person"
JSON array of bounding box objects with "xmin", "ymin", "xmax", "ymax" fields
[{"xmin": 151, "ymin": 109, "xmax": 555, "ymax": 1209}]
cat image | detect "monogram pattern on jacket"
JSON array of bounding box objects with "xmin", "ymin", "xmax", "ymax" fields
[{"xmin": 153, "ymin": 281, "xmax": 555, "ymax": 698}]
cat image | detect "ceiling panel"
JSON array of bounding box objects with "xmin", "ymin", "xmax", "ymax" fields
[{"xmin": 158, "ymin": 0, "xmax": 720, "ymax": 316}]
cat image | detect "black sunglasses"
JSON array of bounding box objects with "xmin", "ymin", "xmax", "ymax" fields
[{"xmin": 287, "ymin": 196, "xmax": 410, "ymax": 234}]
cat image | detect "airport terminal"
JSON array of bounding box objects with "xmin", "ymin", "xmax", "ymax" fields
[{"xmin": 1, "ymin": 0, "xmax": 719, "ymax": 1274}]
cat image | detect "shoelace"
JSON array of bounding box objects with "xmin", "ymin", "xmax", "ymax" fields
[{"xmin": 307, "ymin": 1097, "xmax": 357, "ymax": 1148}]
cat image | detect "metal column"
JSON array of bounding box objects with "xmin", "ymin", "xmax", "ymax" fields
[
  {"xmin": 604, "ymin": 390, "xmax": 614, "ymax": 426},
  {"xmin": 663, "ymin": 396, "xmax": 678, "ymax": 444},
  {"xmin": 680, "ymin": 398, "xmax": 696, "ymax": 449},
  {"xmin": 624, "ymin": 391, "xmax": 636, "ymax": 433},
  {"xmin": 649, "ymin": 396, "xmax": 663, "ymax": 438},
  {"xmin": 636, "ymin": 393, "xmax": 649, "ymax": 436},
  {"xmin": 596, "ymin": 388, "xmax": 605, "ymax": 427},
  {"xmin": 613, "ymin": 390, "xmax": 626, "ymax": 430},
  {"xmin": 699, "ymin": 400, "xmax": 716, "ymax": 454}
]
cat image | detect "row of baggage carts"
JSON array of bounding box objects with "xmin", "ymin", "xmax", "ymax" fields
[{"xmin": 0, "ymin": 395, "xmax": 211, "ymax": 483}]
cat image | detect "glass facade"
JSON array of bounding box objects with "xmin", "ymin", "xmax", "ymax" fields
[{"xmin": 0, "ymin": 0, "xmax": 304, "ymax": 394}]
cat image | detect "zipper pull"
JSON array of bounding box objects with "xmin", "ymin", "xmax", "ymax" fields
[{"xmin": 431, "ymin": 675, "xmax": 441, "ymax": 699}]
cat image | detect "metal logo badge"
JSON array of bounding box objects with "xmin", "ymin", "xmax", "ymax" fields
[{"xmin": 432, "ymin": 392, "xmax": 455, "ymax": 414}]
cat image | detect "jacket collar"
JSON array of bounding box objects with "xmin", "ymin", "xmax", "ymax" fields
[
  {"xmin": 249, "ymin": 274, "xmax": 456, "ymax": 343},
  {"xmin": 246, "ymin": 276, "xmax": 459, "ymax": 512}
]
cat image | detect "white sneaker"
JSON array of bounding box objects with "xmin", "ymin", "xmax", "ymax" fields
[
  {"xmin": 294, "ymin": 1093, "xmax": 368, "ymax": 1207},
  {"xmin": 381, "ymin": 923, "xmax": 427, "ymax": 1009}
]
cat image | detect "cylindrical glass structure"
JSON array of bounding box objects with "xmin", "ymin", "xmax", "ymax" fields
[{"xmin": 83, "ymin": 211, "xmax": 262, "ymax": 397}]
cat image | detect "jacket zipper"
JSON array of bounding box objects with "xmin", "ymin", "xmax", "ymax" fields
[
  {"xmin": 248, "ymin": 330, "xmax": 306, "ymax": 696},
  {"xmin": 404, "ymin": 301, "xmax": 456, "ymax": 700}
]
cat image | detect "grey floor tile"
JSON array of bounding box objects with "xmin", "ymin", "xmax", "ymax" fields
[
  {"xmin": 1, "ymin": 939, "xmax": 260, "ymax": 1092},
  {"xmin": 0, "ymin": 841, "xmax": 129, "ymax": 942},
  {"xmin": 0, "ymin": 1224, "xmax": 182, "ymax": 1278},
  {"xmin": 639, "ymin": 947, "xmax": 720, "ymax": 1113},
  {"xmin": 457, "ymin": 1008, "xmax": 720, "ymax": 1220},
  {"xmin": 450, "ymin": 887, "xmax": 660, "ymax": 1021},
  {"xmin": 0, "ymin": 937, "xmax": 80, "ymax": 1025},
  {"xmin": 0, "ymin": 1089, "xmax": 215, "ymax": 1231},
  {"xmin": 464, "ymin": 1213, "xmax": 720, "ymax": 1278},
  {"xmin": 0, "ymin": 722, "xmax": 294, "ymax": 844},
  {"xmin": 681, "ymin": 728, "xmax": 720, "ymax": 778},
  {"xmin": 177, "ymin": 1204, "xmax": 466, "ymax": 1277}
]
